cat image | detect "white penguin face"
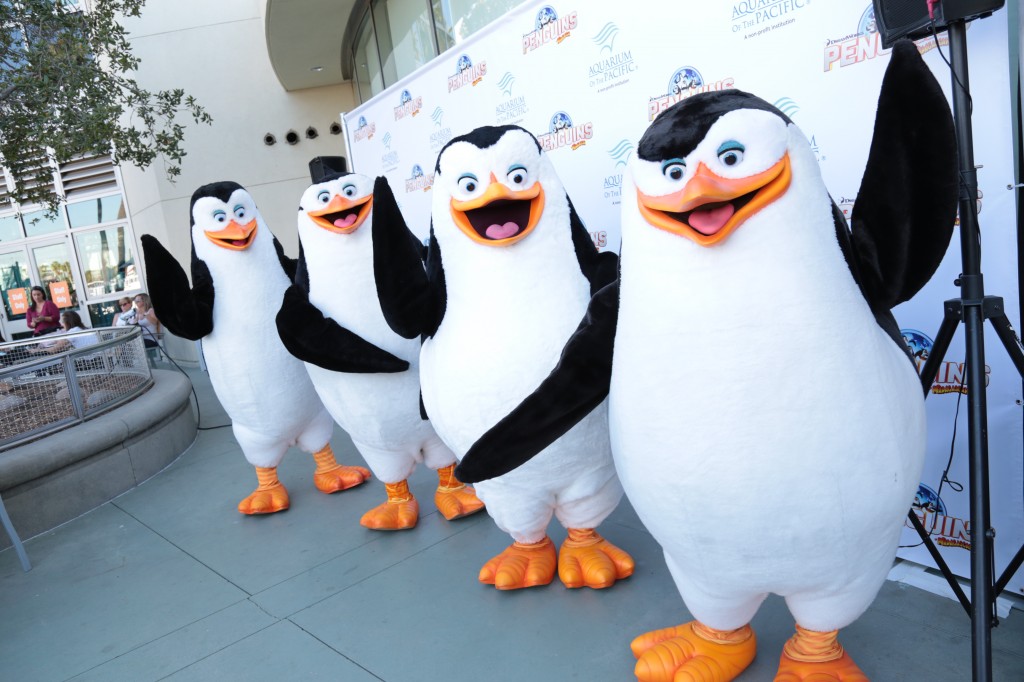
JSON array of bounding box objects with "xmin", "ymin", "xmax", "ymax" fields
[
  {"xmin": 435, "ymin": 128, "xmax": 550, "ymax": 247},
  {"xmin": 191, "ymin": 188, "xmax": 260, "ymax": 251},
  {"xmin": 631, "ymin": 109, "xmax": 793, "ymax": 246},
  {"xmin": 299, "ymin": 174, "xmax": 374, "ymax": 235}
]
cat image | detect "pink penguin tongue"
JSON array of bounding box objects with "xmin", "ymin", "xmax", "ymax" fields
[
  {"xmin": 688, "ymin": 203, "xmax": 735, "ymax": 235},
  {"xmin": 485, "ymin": 222, "xmax": 520, "ymax": 239},
  {"xmin": 231, "ymin": 239, "xmax": 247, "ymax": 246},
  {"xmin": 333, "ymin": 214, "xmax": 358, "ymax": 228}
]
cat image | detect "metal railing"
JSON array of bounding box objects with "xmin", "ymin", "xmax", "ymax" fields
[{"xmin": 0, "ymin": 327, "xmax": 153, "ymax": 450}]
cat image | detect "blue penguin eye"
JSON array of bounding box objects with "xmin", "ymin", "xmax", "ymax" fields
[
  {"xmin": 342, "ymin": 184, "xmax": 357, "ymax": 197},
  {"xmin": 661, "ymin": 159, "xmax": 686, "ymax": 181},
  {"xmin": 213, "ymin": 210, "xmax": 227, "ymax": 223},
  {"xmin": 457, "ymin": 174, "xmax": 479, "ymax": 194},
  {"xmin": 506, "ymin": 165, "xmax": 528, "ymax": 187},
  {"xmin": 317, "ymin": 190, "xmax": 330, "ymax": 203},
  {"xmin": 233, "ymin": 205, "xmax": 246, "ymax": 220},
  {"xmin": 717, "ymin": 141, "xmax": 745, "ymax": 167}
]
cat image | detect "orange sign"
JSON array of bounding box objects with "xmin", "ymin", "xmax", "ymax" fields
[
  {"xmin": 49, "ymin": 281, "xmax": 72, "ymax": 308},
  {"xmin": 8, "ymin": 288, "xmax": 28, "ymax": 315}
]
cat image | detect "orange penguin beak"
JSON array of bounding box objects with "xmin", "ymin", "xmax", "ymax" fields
[
  {"xmin": 205, "ymin": 218, "xmax": 258, "ymax": 250},
  {"xmin": 308, "ymin": 194, "xmax": 374, "ymax": 234},
  {"xmin": 449, "ymin": 173, "xmax": 545, "ymax": 246},
  {"xmin": 637, "ymin": 155, "xmax": 791, "ymax": 246}
]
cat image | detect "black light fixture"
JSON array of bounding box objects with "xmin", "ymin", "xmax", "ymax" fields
[
  {"xmin": 263, "ymin": 133, "xmax": 276, "ymax": 146},
  {"xmin": 284, "ymin": 130, "xmax": 300, "ymax": 145},
  {"xmin": 306, "ymin": 126, "xmax": 319, "ymax": 140},
  {"xmin": 329, "ymin": 121, "xmax": 343, "ymax": 135}
]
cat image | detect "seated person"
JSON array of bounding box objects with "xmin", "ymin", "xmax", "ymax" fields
[
  {"xmin": 32, "ymin": 312, "xmax": 98, "ymax": 355},
  {"xmin": 131, "ymin": 293, "xmax": 162, "ymax": 348},
  {"xmin": 113, "ymin": 297, "xmax": 137, "ymax": 327}
]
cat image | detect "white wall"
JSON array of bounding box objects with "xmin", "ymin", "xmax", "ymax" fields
[{"xmin": 117, "ymin": 0, "xmax": 358, "ymax": 275}]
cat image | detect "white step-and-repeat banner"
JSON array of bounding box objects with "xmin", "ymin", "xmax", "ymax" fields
[{"xmin": 344, "ymin": 0, "xmax": 1023, "ymax": 592}]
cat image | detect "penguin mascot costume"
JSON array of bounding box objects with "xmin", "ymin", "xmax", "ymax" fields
[
  {"xmin": 275, "ymin": 172, "xmax": 485, "ymax": 530},
  {"xmin": 374, "ymin": 125, "xmax": 633, "ymax": 590},
  {"xmin": 457, "ymin": 42, "xmax": 957, "ymax": 680},
  {"xmin": 141, "ymin": 182, "xmax": 372, "ymax": 515}
]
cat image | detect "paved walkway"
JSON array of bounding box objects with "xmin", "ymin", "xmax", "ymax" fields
[{"xmin": 1, "ymin": 367, "xmax": 1022, "ymax": 681}]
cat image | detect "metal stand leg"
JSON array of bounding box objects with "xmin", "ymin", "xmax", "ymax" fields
[{"xmin": 0, "ymin": 494, "xmax": 30, "ymax": 572}]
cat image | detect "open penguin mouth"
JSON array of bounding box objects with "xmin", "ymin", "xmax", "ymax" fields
[
  {"xmin": 309, "ymin": 196, "xmax": 373, "ymax": 234},
  {"xmin": 638, "ymin": 155, "xmax": 792, "ymax": 246},
  {"xmin": 204, "ymin": 220, "xmax": 258, "ymax": 250},
  {"xmin": 450, "ymin": 183, "xmax": 546, "ymax": 247}
]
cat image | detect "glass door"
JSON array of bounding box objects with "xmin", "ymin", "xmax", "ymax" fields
[
  {"xmin": 0, "ymin": 247, "xmax": 32, "ymax": 340},
  {"xmin": 28, "ymin": 238, "xmax": 86, "ymax": 330}
]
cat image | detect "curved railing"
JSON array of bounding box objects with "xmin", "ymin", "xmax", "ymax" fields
[{"xmin": 0, "ymin": 327, "xmax": 153, "ymax": 450}]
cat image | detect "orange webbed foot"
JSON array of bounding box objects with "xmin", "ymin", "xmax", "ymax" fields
[
  {"xmin": 359, "ymin": 497, "xmax": 419, "ymax": 530},
  {"xmin": 238, "ymin": 484, "xmax": 290, "ymax": 515},
  {"xmin": 434, "ymin": 485, "xmax": 485, "ymax": 520},
  {"xmin": 632, "ymin": 621, "xmax": 756, "ymax": 682},
  {"xmin": 558, "ymin": 528, "xmax": 634, "ymax": 589},
  {"xmin": 478, "ymin": 537, "xmax": 556, "ymax": 590},
  {"xmin": 774, "ymin": 626, "xmax": 867, "ymax": 681},
  {"xmin": 313, "ymin": 464, "xmax": 371, "ymax": 493}
]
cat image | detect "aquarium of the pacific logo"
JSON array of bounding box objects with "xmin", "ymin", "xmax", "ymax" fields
[
  {"xmin": 601, "ymin": 139, "xmax": 632, "ymax": 206},
  {"xmin": 495, "ymin": 72, "xmax": 529, "ymax": 124},
  {"xmin": 353, "ymin": 115, "xmax": 376, "ymax": 142},
  {"xmin": 907, "ymin": 483, "xmax": 971, "ymax": 551},
  {"xmin": 429, "ymin": 107, "xmax": 453, "ymax": 152},
  {"xmin": 732, "ymin": 0, "xmax": 809, "ymax": 37},
  {"xmin": 589, "ymin": 22, "xmax": 636, "ymax": 91},
  {"xmin": 448, "ymin": 54, "xmax": 487, "ymax": 92},
  {"xmin": 394, "ymin": 89, "xmax": 423, "ymax": 120},
  {"xmin": 405, "ymin": 163, "xmax": 434, "ymax": 193},
  {"xmin": 537, "ymin": 111, "xmax": 593, "ymax": 152},
  {"xmin": 648, "ymin": 67, "xmax": 735, "ymax": 121},
  {"xmin": 523, "ymin": 5, "xmax": 577, "ymax": 54},
  {"xmin": 380, "ymin": 132, "xmax": 399, "ymax": 170}
]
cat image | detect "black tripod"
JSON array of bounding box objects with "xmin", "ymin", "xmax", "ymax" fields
[{"xmin": 909, "ymin": 18, "xmax": 1024, "ymax": 682}]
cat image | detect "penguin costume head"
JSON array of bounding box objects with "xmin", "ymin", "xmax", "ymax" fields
[
  {"xmin": 431, "ymin": 125, "xmax": 571, "ymax": 260},
  {"xmin": 297, "ymin": 172, "xmax": 375, "ymax": 238},
  {"xmin": 190, "ymin": 181, "xmax": 280, "ymax": 266}
]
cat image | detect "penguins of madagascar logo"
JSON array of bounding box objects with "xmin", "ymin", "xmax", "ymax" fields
[
  {"xmin": 448, "ymin": 53, "xmax": 487, "ymax": 92},
  {"xmin": 353, "ymin": 115, "xmax": 376, "ymax": 142},
  {"xmin": 823, "ymin": 5, "xmax": 891, "ymax": 71},
  {"xmin": 907, "ymin": 483, "xmax": 971, "ymax": 550},
  {"xmin": 405, "ymin": 164, "xmax": 434, "ymax": 193},
  {"xmin": 394, "ymin": 89, "xmax": 423, "ymax": 120},
  {"xmin": 648, "ymin": 67, "xmax": 735, "ymax": 121},
  {"xmin": 523, "ymin": 5, "xmax": 578, "ymax": 54},
  {"xmin": 536, "ymin": 111, "xmax": 593, "ymax": 152},
  {"xmin": 900, "ymin": 328, "xmax": 991, "ymax": 395}
]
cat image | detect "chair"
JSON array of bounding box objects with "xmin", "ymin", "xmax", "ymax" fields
[
  {"xmin": 0, "ymin": 493, "xmax": 31, "ymax": 571},
  {"xmin": 144, "ymin": 332, "xmax": 166, "ymax": 367}
]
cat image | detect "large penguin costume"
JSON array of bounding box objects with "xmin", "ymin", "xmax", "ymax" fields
[
  {"xmin": 457, "ymin": 42, "xmax": 957, "ymax": 680},
  {"xmin": 141, "ymin": 182, "xmax": 372, "ymax": 514},
  {"xmin": 374, "ymin": 125, "xmax": 633, "ymax": 590},
  {"xmin": 275, "ymin": 172, "xmax": 485, "ymax": 530}
]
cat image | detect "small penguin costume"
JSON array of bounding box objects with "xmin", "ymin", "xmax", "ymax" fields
[
  {"xmin": 458, "ymin": 42, "xmax": 957, "ymax": 680},
  {"xmin": 141, "ymin": 182, "xmax": 371, "ymax": 514},
  {"xmin": 275, "ymin": 172, "xmax": 485, "ymax": 530},
  {"xmin": 374, "ymin": 125, "xmax": 632, "ymax": 590}
]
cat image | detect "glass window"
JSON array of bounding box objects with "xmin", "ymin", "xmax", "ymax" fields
[
  {"xmin": 431, "ymin": 0, "xmax": 520, "ymax": 50},
  {"xmin": 31, "ymin": 242, "xmax": 78, "ymax": 308},
  {"xmin": 374, "ymin": 0, "xmax": 437, "ymax": 86},
  {"xmin": 0, "ymin": 251, "xmax": 31, "ymax": 320},
  {"xmin": 67, "ymin": 194, "xmax": 126, "ymax": 228},
  {"xmin": 74, "ymin": 225, "xmax": 135, "ymax": 298},
  {"xmin": 354, "ymin": 10, "xmax": 384, "ymax": 101},
  {"xmin": 21, "ymin": 208, "xmax": 66, "ymax": 238},
  {"xmin": 0, "ymin": 214, "xmax": 23, "ymax": 242},
  {"xmin": 87, "ymin": 299, "xmax": 121, "ymax": 328}
]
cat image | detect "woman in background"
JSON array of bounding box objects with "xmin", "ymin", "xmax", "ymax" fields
[
  {"xmin": 132, "ymin": 293, "xmax": 162, "ymax": 348},
  {"xmin": 26, "ymin": 286, "xmax": 60, "ymax": 337}
]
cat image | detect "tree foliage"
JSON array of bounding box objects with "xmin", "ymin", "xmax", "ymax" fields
[{"xmin": 0, "ymin": 0, "xmax": 211, "ymax": 213}]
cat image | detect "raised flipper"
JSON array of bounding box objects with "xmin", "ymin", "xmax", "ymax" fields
[
  {"xmin": 568, "ymin": 197, "xmax": 618, "ymax": 294},
  {"xmin": 456, "ymin": 279, "xmax": 620, "ymax": 483},
  {"xmin": 372, "ymin": 175, "xmax": 444, "ymax": 339},
  {"xmin": 847, "ymin": 39, "xmax": 957, "ymax": 312},
  {"xmin": 272, "ymin": 236, "xmax": 298, "ymax": 282},
  {"xmin": 140, "ymin": 235, "xmax": 214, "ymax": 340},
  {"xmin": 275, "ymin": 284, "xmax": 409, "ymax": 373}
]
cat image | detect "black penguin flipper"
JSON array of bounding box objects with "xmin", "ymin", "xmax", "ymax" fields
[
  {"xmin": 371, "ymin": 175, "xmax": 437, "ymax": 339},
  {"xmin": 568, "ymin": 198, "xmax": 619, "ymax": 294},
  {"xmin": 141, "ymin": 234, "xmax": 214, "ymax": 340},
  {"xmin": 848, "ymin": 39, "xmax": 958, "ymax": 311},
  {"xmin": 272, "ymin": 236, "xmax": 298, "ymax": 281},
  {"xmin": 421, "ymin": 227, "xmax": 447, "ymax": 338},
  {"xmin": 276, "ymin": 285, "xmax": 409, "ymax": 373},
  {"xmin": 456, "ymin": 279, "xmax": 620, "ymax": 484}
]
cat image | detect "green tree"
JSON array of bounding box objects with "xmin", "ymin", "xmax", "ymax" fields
[{"xmin": 0, "ymin": 0, "xmax": 211, "ymax": 213}]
